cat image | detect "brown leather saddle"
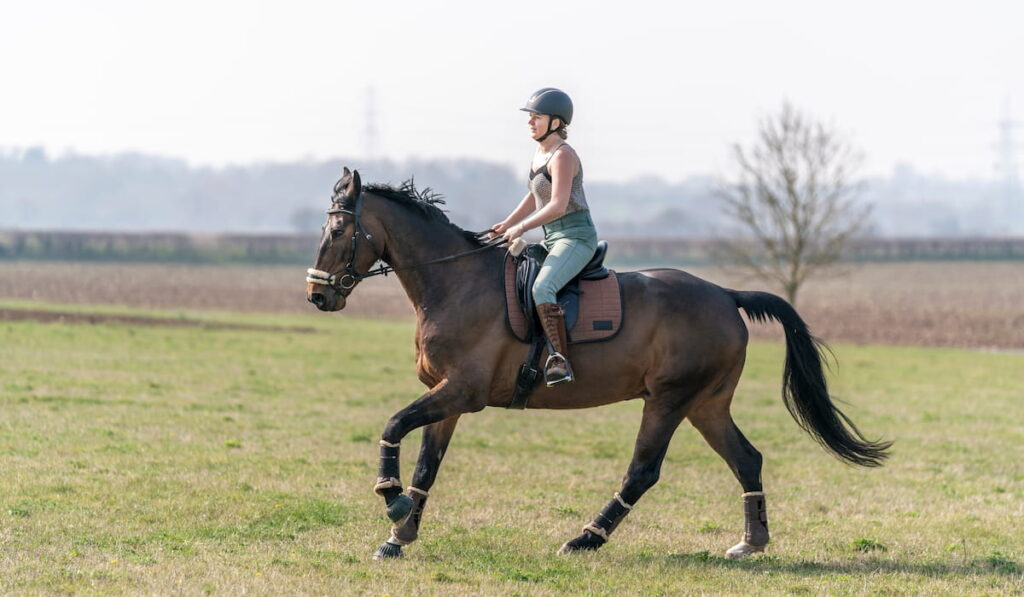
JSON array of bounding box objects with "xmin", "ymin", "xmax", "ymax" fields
[
  {"xmin": 503, "ymin": 240, "xmax": 623, "ymax": 408},
  {"xmin": 503, "ymin": 240, "xmax": 622, "ymax": 344}
]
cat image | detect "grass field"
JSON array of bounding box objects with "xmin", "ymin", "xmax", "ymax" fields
[{"xmin": 1, "ymin": 301, "xmax": 1021, "ymax": 595}]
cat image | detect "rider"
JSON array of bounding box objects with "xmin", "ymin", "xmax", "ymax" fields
[{"xmin": 492, "ymin": 88, "xmax": 599, "ymax": 386}]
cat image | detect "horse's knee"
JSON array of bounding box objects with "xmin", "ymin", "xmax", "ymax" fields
[
  {"xmin": 382, "ymin": 395, "xmax": 483, "ymax": 443},
  {"xmin": 381, "ymin": 415, "xmax": 404, "ymax": 444}
]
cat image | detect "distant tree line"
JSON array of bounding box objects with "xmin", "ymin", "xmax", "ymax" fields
[
  {"xmin": 2, "ymin": 230, "xmax": 1021, "ymax": 266},
  {"xmin": 2, "ymin": 147, "xmax": 1021, "ymax": 237},
  {"xmin": 0, "ymin": 148, "xmax": 724, "ymax": 237}
]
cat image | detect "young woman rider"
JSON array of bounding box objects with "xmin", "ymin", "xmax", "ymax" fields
[{"xmin": 491, "ymin": 88, "xmax": 599, "ymax": 386}]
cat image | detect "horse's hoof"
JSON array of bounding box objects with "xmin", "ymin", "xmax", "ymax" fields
[
  {"xmin": 557, "ymin": 531, "xmax": 606, "ymax": 555},
  {"xmin": 725, "ymin": 540, "xmax": 766, "ymax": 559},
  {"xmin": 386, "ymin": 494, "xmax": 414, "ymax": 522},
  {"xmin": 373, "ymin": 541, "xmax": 403, "ymax": 560}
]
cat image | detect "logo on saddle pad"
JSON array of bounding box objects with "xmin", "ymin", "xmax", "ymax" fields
[{"xmin": 503, "ymin": 241, "xmax": 623, "ymax": 344}]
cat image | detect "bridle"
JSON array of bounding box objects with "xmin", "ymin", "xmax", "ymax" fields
[
  {"xmin": 306, "ymin": 191, "xmax": 374, "ymax": 292},
  {"xmin": 306, "ymin": 191, "xmax": 505, "ymax": 293}
]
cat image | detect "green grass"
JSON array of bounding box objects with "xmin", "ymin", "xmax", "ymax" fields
[{"xmin": 1, "ymin": 303, "xmax": 1022, "ymax": 595}]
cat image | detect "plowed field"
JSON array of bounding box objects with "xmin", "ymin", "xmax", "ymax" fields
[{"xmin": 1, "ymin": 260, "xmax": 1021, "ymax": 349}]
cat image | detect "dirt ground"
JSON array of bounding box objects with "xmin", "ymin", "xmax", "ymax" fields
[
  {"xmin": 0, "ymin": 307, "xmax": 317, "ymax": 333},
  {"xmin": 1, "ymin": 260, "xmax": 1021, "ymax": 349}
]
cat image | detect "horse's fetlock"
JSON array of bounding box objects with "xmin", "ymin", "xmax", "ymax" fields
[
  {"xmin": 380, "ymin": 485, "xmax": 401, "ymax": 500},
  {"xmin": 386, "ymin": 493, "xmax": 414, "ymax": 522},
  {"xmin": 741, "ymin": 491, "xmax": 769, "ymax": 547},
  {"xmin": 592, "ymin": 491, "xmax": 634, "ymax": 536},
  {"xmin": 392, "ymin": 486, "xmax": 429, "ymax": 541}
]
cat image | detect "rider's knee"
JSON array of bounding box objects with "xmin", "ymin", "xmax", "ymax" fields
[{"xmin": 532, "ymin": 279, "xmax": 556, "ymax": 306}]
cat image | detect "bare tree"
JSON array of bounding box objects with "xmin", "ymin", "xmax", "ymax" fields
[{"xmin": 716, "ymin": 102, "xmax": 869, "ymax": 305}]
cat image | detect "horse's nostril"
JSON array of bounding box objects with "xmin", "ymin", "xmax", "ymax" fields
[{"xmin": 310, "ymin": 293, "xmax": 326, "ymax": 307}]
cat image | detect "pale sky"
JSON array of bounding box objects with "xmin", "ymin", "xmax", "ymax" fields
[{"xmin": 2, "ymin": 0, "xmax": 1022, "ymax": 182}]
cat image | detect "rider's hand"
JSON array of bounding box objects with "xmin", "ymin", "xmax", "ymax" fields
[
  {"xmin": 503, "ymin": 223, "xmax": 525, "ymax": 243},
  {"xmin": 489, "ymin": 221, "xmax": 509, "ymax": 238}
]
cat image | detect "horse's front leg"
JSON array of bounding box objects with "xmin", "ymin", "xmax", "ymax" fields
[
  {"xmin": 372, "ymin": 380, "xmax": 481, "ymax": 557},
  {"xmin": 373, "ymin": 415, "xmax": 461, "ymax": 559}
]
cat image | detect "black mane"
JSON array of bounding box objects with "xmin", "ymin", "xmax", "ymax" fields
[{"xmin": 341, "ymin": 179, "xmax": 486, "ymax": 247}]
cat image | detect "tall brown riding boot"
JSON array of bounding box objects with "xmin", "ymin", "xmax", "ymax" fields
[{"xmin": 537, "ymin": 302, "xmax": 574, "ymax": 386}]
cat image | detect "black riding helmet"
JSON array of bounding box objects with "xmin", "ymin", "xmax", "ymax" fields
[{"xmin": 520, "ymin": 88, "xmax": 573, "ymax": 141}]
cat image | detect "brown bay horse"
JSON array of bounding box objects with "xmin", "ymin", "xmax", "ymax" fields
[{"xmin": 306, "ymin": 168, "xmax": 891, "ymax": 560}]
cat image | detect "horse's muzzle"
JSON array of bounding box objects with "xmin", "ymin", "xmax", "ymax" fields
[{"xmin": 306, "ymin": 284, "xmax": 346, "ymax": 311}]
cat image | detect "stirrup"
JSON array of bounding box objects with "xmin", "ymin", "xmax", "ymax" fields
[{"xmin": 543, "ymin": 353, "xmax": 574, "ymax": 386}]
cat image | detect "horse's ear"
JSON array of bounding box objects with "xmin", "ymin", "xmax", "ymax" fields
[
  {"xmin": 346, "ymin": 169, "xmax": 362, "ymax": 199},
  {"xmin": 334, "ymin": 167, "xmax": 352, "ymax": 195}
]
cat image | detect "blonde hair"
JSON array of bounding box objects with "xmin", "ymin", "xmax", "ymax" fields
[{"xmin": 552, "ymin": 116, "xmax": 568, "ymax": 139}]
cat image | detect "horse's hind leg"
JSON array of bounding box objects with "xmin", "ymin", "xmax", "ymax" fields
[
  {"xmin": 374, "ymin": 415, "xmax": 460, "ymax": 560},
  {"xmin": 559, "ymin": 398, "xmax": 688, "ymax": 554},
  {"xmin": 688, "ymin": 402, "xmax": 769, "ymax": 559}
]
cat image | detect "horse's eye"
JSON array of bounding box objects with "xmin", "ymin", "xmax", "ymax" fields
[{"xmin": 331, "ymin": 228, "xmax": 344, "ymax": 239}]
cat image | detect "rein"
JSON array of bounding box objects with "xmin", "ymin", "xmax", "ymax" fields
[{"xmin": 306, "ymin": 192, "xmax": 504, "ymax": 291}]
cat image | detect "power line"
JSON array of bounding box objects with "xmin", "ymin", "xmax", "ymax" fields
[
  {"xmin": 993, "ymin": 97, "xmax": 1023, "ymax": 232},
  {"xmin": 364, "ymin": 86, "xmax": 379, "ymax": 160},
  {"xmin": 994, "ymin": 97, "xmax": 1021, "ymax": 189}
]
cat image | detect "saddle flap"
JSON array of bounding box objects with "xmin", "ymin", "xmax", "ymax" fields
[
  {"xmin": 505, "ymin": 252, "xmax": 531, "ymax": 342},
  {"xmin": 566, "ymin": 272, "xmax": 621, "ymax": 343},
  {"xmin": 504, "ymin": 248, "xmax": 622, "ymax": 345}
]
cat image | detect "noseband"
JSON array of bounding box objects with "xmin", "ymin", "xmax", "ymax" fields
[{"xmin": 306, "ymin": 192, "xmax": 504, "ymax": 293}]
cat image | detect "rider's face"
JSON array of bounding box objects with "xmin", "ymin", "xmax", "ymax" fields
[{"xmin": 527, "ymin": 113, "xmax": 552, "ymax": 140}]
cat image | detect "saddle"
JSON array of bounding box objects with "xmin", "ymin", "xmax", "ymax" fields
[
  {"xmin": 503, "ymin": 240, "xmax": 622, "ymax": 345},
  {"xmin": 503, "ymin": 240, "xmax": 623, "ymax": 408}
]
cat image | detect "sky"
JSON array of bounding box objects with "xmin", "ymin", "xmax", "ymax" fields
[{"xmin": 2, "ymin": 0, "xmax": 1022, "ymax": 183}]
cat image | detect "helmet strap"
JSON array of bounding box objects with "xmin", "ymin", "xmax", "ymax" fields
[{"xmin": 535, "ymin": 117, "xmax": 561, "ymax": 143}]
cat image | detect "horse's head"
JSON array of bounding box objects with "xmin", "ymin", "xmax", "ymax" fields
[{"xmin": 306, "ymin": 168, "xmax": 384, "ymax": 311}]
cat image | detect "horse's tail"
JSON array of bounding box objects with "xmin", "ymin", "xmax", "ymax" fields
[{"xmin": 726, "ymin": 289, "xmax": 891, "ymax": 467}]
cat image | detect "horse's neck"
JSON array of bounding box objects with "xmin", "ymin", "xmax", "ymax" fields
[{"xmin": 378, "ymin": 204, "xmax": 502, "ymax": 314}]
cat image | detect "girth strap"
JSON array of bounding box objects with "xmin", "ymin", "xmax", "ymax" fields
[{"xmin": 507, "ymin": 336, "xmax": 546, "ymax": 409}]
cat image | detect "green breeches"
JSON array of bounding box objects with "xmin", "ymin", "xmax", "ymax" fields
[{"xmin": 532, "ymin": 210, "xmax": 598, "ymax": 306}]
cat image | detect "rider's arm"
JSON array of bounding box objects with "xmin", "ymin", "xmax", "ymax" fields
[{"xmin": 506, "ymin": 149, "xmax": 574, "ymax": 238}]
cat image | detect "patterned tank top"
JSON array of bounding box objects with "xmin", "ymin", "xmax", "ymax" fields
[{"xmin": 528, "ymin": 144, "xmax": 589, "ymax": 215}]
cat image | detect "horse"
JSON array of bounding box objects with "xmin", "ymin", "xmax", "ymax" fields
[{"xmin": 306, "ymin": 168, "xmax": 891, "ymax": 560}]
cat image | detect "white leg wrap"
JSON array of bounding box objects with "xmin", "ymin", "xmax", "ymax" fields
[
  {"xmin": 373, "ymin": 477, "xmax": 402, "ymax": 495},
  {"xmin": 726, "ymin": 491, "xmax": 769, "ymax": 559},
  {"xmin": 582, "ymin": 522, "xmax": 609, "ymax": 540}
]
